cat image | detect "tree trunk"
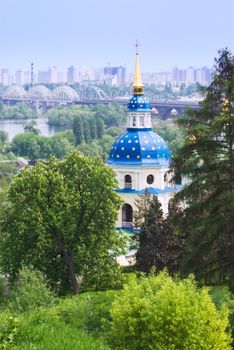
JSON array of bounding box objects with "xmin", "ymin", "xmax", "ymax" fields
[
  {"xmin": 51, "ymin": 229, "xmax": 80, "ymax": 294},
  {"xmin": 63, "ymin": 249, "xmax": 79, "ymax": 294}
]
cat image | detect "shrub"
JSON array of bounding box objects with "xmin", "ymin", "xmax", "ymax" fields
[
  {"xmin": 108, "ymin": 271, "xmax": 232, "ymax": 350},
  {"xmin": 14, "ymin": 310, "xmax": 110, "ymax": 350},
  {"xmin": 54, "ymin": 290, "xmax": 118, "ymax": 336},
  {"xmin": 0, "ymin": 312, "xmax": 18, "ymax": 350},
  {"xmin": 209, "ymin": 286, "xmax": 234, "ymax": 340},
  {"xmin": 8, "ymin": 266, "xmax": 55, "ymax": 313}
]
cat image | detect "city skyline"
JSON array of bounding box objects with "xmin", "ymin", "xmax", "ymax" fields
[
  {"xmin": 0, "ymin": 64, "xmax": 212, "ymax": 87},
  {"xmin": 0, "ymin": 0, "xmax": 233, "ymax": 72}
]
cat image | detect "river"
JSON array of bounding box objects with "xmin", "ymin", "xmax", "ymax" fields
[{"xmin": 0, "ymin": 118, "xmax": 64, "ymax": 141}]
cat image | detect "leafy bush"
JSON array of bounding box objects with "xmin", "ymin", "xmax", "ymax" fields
[
  {"xmin": 15, "ymin": 310, "xmax": 110, "ymax": 350},
  {"xmin": 0, "ymin": 312, "xmax": 18, "ymax": 350},
  {"xmin": 54, "ymin": 290, "xmax": 118, "ymax": 336},
  {"xmin": 209, "ymin": 286, "xmax": 234, "ymax": 339},
  {"xmin": 108, "ymin": 271, "xmax": 232, "ymax": 350},
  {"xmin": 8, "ymin": 266, "xmax": 55, "ymax": 313}
]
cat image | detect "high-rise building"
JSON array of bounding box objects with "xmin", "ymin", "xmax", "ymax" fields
[
  {"xmin": 37, "ymin": 66, "xmax": 58, "ymax": 84},
  {"xmin": 172, "ymin": 66, "xmax": 179, "ymax": 82},
  {"xmin": 57, "ymin": 70, "xmax": 66, "ymax": 83},
  {"xmin": 1, "ymin": 69, "xmax": 11, "ymax": 86},
  {"xmin": 67, "ymin": 65, "xmax": 78, "ymax": 83},
  {"xmin": 195, "ymin": 66, "xmax": 212, "ymax": 85},
  {"xmin": 103, "ymin": 66, "xmax": 126, "ymax": 86},
  {"xmin": 24, "ymin": 71, "xmax": 31, "ymax": 84},
  {"xmin": 15, "ymin": 70, "xmax": 24, "ymax": 85},
  {"xmin": 186, "ymin": 67, "xmax": 195, "ymax": 84},
  {"xmin": 38, "ymin": 70, "xmax": 50, "ymax": 84},
  {"xmin": 49, "ymin": 66, "xmax": 58, "ymax": 83}
]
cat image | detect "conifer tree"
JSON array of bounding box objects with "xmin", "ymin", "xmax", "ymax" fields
[
  {"xmin": 96, "ymin": 117, "xmax": 105, "ymax": 138},
  {"xmin": 83, "ymin": 117, "xmax": 91, "ymax": 143},
  {"xmin": 172, "ymin": 49, "xmax": 234, "ymax": 290},
  {"xmin": 90, "ymin": 116, "xmax": 98, "ymax": 139},
  {"xmin": 73, "ymin": 115, "xmax": 84, "ymax": 145},
  {"xmin": 135, "ymin": 194, "xmax": 184, "ymax": 274}
]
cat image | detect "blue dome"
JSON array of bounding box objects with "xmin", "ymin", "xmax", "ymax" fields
[
  {"xmin": 107, "ymin": 129, "xmax": 170, "ymax": 167},
  {"xmin": 127, "ymin": 95, "xmax": 151, "ymax": 111}
]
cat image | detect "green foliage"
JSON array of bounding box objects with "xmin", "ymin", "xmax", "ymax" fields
[
  {"xmin": 72, "ymin": 114, "xmax": 105, "ymax": 146},
  {"xmin": 108, "ymin": 272, "xmax": 232, "ymax": 350},
  {"xmin": 0, "ymin": 312, "xmax": 18, "ymax": 350},
  {"xmin": 47, "ymin": 105, "xmax": 93, "ymax": 127},
  {"xmin": 73, "ymin": 115, "xmax": 85, "ymax": 144},
  {"xmin": 8, "ymin": 266, "xmax": 55, "ymax": 313},
  {"xmin": 0, "ymin": 163, "xmax": 18, "ymax": 189},
  {"xmin": 154, "ymin": 124, "xmax": 184, "ymax": 155},
  {"xmin": 11, "ymin": 130, "xmax": 75, "ymax": 160},
  {"xmin": 91, "ymin": 104, "xmax": 126, "ymax": 128},
  {"xmin": 0, "ymin": 151, "xmax": 123, "ymax": 294},
  {"xmin": 14, "ymin": 310, "xmax": 110, "ymax": 350},
  {"xmin": 53, "ymin": 290, "xmax": 118, "ymax": 336},
  {"xmin": 23, "ymin": 120, "xmax": 40, "ymax": 135},
  {"xmin": 171, "ymin": 48, "xmax": 234, "ymax": 290},
  {"xmin": 48, "ymin": 103, "xmax": 126, "ymax": 129},
  {"xmin": 209, "ymin": 286, "xmax": 234, "ymax": 338},
  {"xmin": 12, "ymin": 290, "xmax": 117, "ymax": 349},
  {"xmin": 76, "ymin": 134, "xmax": 115, "ymax": 161},
  {"xmin": 81, "ymin": 255, "xmax": 125, "ymax": 292},
  {"xmin": 0, "ymin": 103, "xmax": 37, "ymax": 120},
  {"xmin": 105, "ymin": 127, "xmax": 123, "ymax": 138},
  {"xmin": 96, "ymin": 118, "xmax": 105, "ymax": 138},
  {"xmin": 135, "ymin": 194, "xmax": 184, "ymax": 274},
  {"xmin": 0, "ymin": 131, "xmax": 8, "ymax": 144}
]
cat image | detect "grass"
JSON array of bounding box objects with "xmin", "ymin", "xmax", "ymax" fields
[
  {"xmin": 0, "ymin": 284, "xmax": 233, "ymax": 349},
  {"xmin": 12, "ymin": 290, "xmax": 119, "ymax": 350},
  {"xmin": 15, "ymin": 311, "xmax": 110, "ymax": 350}
]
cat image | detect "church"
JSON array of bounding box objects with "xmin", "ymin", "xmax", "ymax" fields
[{"xmin": 106, "ymin": 46, "xmax": 181, "ymax": 230}]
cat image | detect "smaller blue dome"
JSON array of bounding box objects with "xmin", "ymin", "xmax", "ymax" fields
[
  {"xmin": 107, "ymin": 129, "xmax": 170, "ymax": 167},
  {"xmin": 127, "ymin": 95, "xmax": 151, "ymax": 111}
]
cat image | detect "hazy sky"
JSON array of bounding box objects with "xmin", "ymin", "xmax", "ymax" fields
[{"xmin": 1, "ymin": 0, "xmax": 233, "ymax": 72}]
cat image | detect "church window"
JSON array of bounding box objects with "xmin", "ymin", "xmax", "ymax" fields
[
  {"xmin": 124, "ymin": 175, "xmax": 132, "ymax": 189},
  {"xmin": 140, "ymin": 116, "xmax": 144, "ymax": 126},
  {"xmin": 132, "ymin": 116, "xmax": 136, "ymax": 126},
  {"xmin": 122, "ymin": 203, "xmax": 133, "ymax": 226},
  {"xmin": 147, "ymin": 174, "xmax": 154, "ymax": 185}
]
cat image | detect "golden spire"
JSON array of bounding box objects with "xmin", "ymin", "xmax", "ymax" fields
[{"xmin": 133, "ymin": 40, "xmax": 144, "ymax": 95}]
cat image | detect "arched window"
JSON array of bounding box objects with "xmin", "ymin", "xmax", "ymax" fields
[
  {"xmin": 124, "ymin": 174, "xmax": 132, "ymax": 189},
  {"xmin": 132, "ymin": 116, "xmax": 136, "ymax": 126},
  {"xmin": 122, "ymin": 203, "xmax": 133, "ymax": 227},
  {"xmin": 147, "ymin": 174, "xmax": 154, "ymax": 185}
]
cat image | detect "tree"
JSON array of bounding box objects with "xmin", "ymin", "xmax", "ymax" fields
[
  {"xmin": 8, "ymin": 266, "xmax": 55, "ymax": 313},
  {"xmin": 106, "ymin": 127, "xmax": 123, "ymax": 138},
  {"xmin": 135, "ymin": 194, "xmax": 184, "ymax": 274},
  {"xmin": 171, "ymin": 49, "xmax": 234, "ymax": 290},
  {"xmin": 0, "ymin": 130, "xmax": 8, "ymax": 144},
  {"xmin": 11, "ymin": 131, "xmax": 75, "ymax": 160},
  {"xmin": 108, "ymin": 272, "xmax": 232, "ymax": 350},
  {"xmin": 73, "ymin": 115, "xmax": 84, "ymax": 144},
  {"xmin": 83, "ymin": 118, "xmax": 91, "ymax": 143},
  {"xmin": 0, "ymin": 151, "xmax": 123, "ymax": 294},
  {"xmin": 96, "ymin": 117, "xmax": 105, "ymax": 138},
  {"xmin": 24, "ymin": 120, "xmax": 40, "ymax": 135},
  {"xmin": 89, "ymin": 116, "xmax": 98, "ymax": 139}
]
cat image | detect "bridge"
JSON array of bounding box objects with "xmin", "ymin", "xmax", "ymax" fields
[{"xmin": 0, "ymin": 85, "xmax": 200, "ymax": 118}]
